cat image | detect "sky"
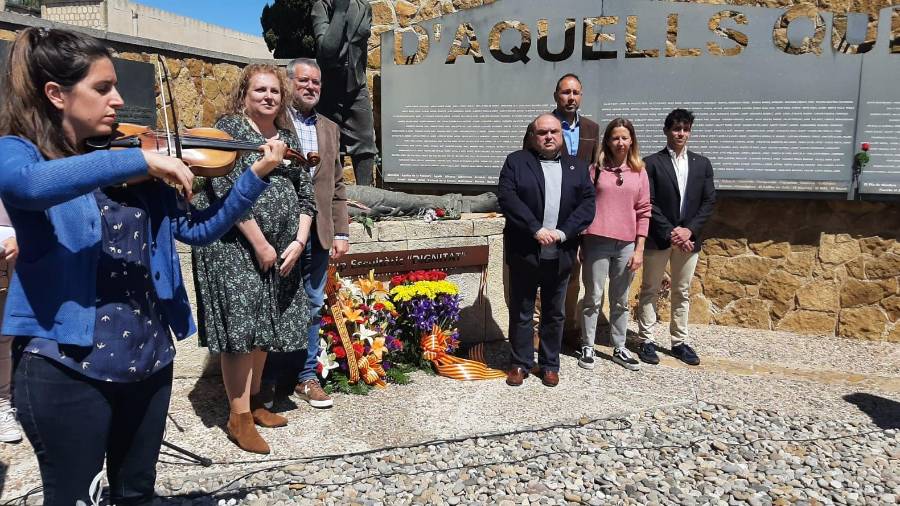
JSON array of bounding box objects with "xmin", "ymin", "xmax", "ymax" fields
[{"xmin": 134, "ymin": 1, "xmax": 272, "ymax": 36}]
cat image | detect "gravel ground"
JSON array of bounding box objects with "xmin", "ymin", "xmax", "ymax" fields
[
  {"xmin": 2, "ymin": 325, "xmax": 899, "ymax": 505},
  {"xmin": 156, "ymin": 404, "xmax": 900, "ymax": 505}
]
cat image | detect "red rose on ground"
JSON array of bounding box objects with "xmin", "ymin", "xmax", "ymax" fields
[
  {"xmin": 321, "ymin": 315, "xmax": 334, "ymax": 326},
  {"xmin": 861, "ymin": 142, "xmax": 870, "ymax": 151},
  {"xmin": 435, "ymin": 208, "xmax": 446, "ymax": 217},
  {"xmin": 391, "ymin": 275, "xmax": 405, "ymax": 286},
  {"xmin": 373, "ymin": 302, "xmax": 385, "ymax": 311},
  {"xmin": 334, "ymin": 346, "xmax": 347, "ymax": 359},
  {"xmin": 352, "ymin": 342, "xmax": 365, "ymax": 357}
]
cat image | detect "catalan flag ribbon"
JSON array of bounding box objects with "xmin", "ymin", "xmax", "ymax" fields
[{"xmin": 420, "ymin": 325, "xmax": 506, "ymax": 381}]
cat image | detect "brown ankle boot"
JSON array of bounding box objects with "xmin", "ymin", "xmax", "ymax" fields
[
  {"xmin": 226, "ymin": 411, "xmax": 270, "ymax": 454},
  {"xmin": 250, "ymin": 395, "xmax": 288, "ymax": 428}
]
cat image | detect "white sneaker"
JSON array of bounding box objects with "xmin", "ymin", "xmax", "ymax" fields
[
  {"xmin": 612, "ymin": 347, "xmax": 641, "ymax": 371},
  {"xmin": 578, "ymin": 346, "xmax": 595, "ymax": 370},
  {"xmin": 0, "ymin": 404, "xmax": 22, "ymax": 443}
]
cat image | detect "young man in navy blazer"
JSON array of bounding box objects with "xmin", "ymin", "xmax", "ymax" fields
[
  {"xmin": 499, "ymin": 114, "xmax": 596, "ymax": 387},
  {"xmin": 637, "ymin": 109, "xmax": 716, "ymax": 366}
]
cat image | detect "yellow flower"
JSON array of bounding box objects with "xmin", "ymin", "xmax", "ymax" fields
[{"xmin": 389, "ymin": 280, "xmax": 459, "ymax": 301}]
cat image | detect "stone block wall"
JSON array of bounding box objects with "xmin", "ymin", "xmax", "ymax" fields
[
  {"xmin": 41, "ymin": 0, "xmax": 105, "ymax": 31},
  {"xmin": 114, "ymin": 52, "xmax": 243, "ymax": 130},
  {"xmin": 0, "ymin": 20, "xmax": 246, "ymax": 132},
  {"xmin": 646, "ymin": 199, "xmax": 900, "ymax": 342}
]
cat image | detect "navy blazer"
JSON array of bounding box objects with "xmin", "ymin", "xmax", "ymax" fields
[
  {"xmin": 643, "ymin": 148, "xmax": 716, "ymax": 252},
  {"xmin": 498, "ymin": 149, "xmax": 595, "ymax": 273}
]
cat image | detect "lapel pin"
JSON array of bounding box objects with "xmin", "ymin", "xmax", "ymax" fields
[{"xmin": 569, "ymin": 165, "xmax": 575, "ymax": 171}]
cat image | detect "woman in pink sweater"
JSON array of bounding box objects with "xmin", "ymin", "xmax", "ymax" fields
[{"xmin": 579, "ymin": 118, "xmax": 651, "ymax": 371}]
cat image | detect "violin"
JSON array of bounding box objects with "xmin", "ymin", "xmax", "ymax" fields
[{"xmin": 86, "ymin": 123, "xmax": 321, "ymax": 179}]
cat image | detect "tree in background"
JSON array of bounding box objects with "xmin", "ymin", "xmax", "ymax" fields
[{"xmin": 261, "ymin": 0, "xmax": 316, "ymax": 58}]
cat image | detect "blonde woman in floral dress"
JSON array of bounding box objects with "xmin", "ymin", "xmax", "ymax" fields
[{"xmin": 192, "ymin": 64, "xmax": 316, "ymax": 454}]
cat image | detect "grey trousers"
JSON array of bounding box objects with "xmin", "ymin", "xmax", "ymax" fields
[{"xmin": 581, "ymin": 236, "xmax": 635, "ymax": 350}]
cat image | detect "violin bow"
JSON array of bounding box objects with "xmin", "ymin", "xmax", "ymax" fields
[
  {"xmin": 156, "ymin": 55, "xmax": 182, "ymax": 160},
  {"xmin": 156, "ymin": 55, "xmax": 190, "ymax": 219}
]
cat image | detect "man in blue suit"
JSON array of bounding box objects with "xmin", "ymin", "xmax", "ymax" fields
[{"xmin": 499, "ymin": 114, "xmax": 596, "ymax": 387}]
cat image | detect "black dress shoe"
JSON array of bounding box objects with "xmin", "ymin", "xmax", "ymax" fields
[
  {"xmin": 672, "ymin": 344, "xmax": 700, "ymax": 366},
  {"xmin": 506, "ymin": 367, "xmax": 527, "ymax": 386},
  {"xmin": 638, "ymin": 342, "xmax": 660, "ymax": 364}
]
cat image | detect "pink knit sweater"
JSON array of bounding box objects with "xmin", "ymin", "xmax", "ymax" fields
[{"xmin": 582, "ymin": 162, "xmax": 651, "ymax": 242}]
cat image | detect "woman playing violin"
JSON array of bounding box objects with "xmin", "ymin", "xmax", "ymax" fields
[
  {"xmin": 0, "ymin": 28, "xmax": 286, "ymax": 505},
  {"xmin": 191, "ymin": 64, "xmax": 315, "ymax": 455}
]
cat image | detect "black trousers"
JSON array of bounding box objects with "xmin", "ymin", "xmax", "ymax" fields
[
  {"xmin": 13, "ymin": 353, "xmax": 172, "ymax": 506},
  {"xmin": 508, "ymin": 258, "xmax": 572, "ymax": 372}
]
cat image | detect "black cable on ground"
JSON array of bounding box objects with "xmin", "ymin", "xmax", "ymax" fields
[{"xmin": 156, "ymin": 421, "xmax": 892, "ymax": 502}]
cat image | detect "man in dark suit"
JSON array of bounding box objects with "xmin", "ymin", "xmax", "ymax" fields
[
  {"xmin": 499, "ymin": 114, "xmax": 596, "ymax": 387},
  {"xmin": 312, "ymin": 0, "xmax": 377, "ymax": 186},
  {"xmin": 637, "ymin": 109, "xmax": 716, "ymax": 366}
]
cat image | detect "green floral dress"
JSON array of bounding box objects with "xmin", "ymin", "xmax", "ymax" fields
[{"xmin": 191, "ymin": 114, "xmax": 316, "ymax": 353}]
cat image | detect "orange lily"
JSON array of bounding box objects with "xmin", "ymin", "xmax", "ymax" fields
[
  {"xmin": 370, "ymin": 336, "xmax": 387, "ymax": 361},
  {"xmin": 342, "ymin": 306, "xmax": 364, "ymax": 324},
  {"xmin": 357, "ymin": 270, "xmax": 388, "ymax": 298}
]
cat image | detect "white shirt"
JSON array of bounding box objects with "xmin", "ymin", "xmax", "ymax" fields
[{"xmin": 667, "ymin": 147, "xmax": 689, "ymax": 218}]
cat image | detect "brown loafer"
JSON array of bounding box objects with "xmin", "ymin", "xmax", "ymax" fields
[
  {"xmin": 506, "ymin": 366, "xmax": 527, "ymax": 386},
  {"xmin": 541, "ymin": 370, "xmax": 559, "ymax": 387}
]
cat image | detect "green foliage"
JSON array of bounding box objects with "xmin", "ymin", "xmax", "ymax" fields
[
  {"xmin": 261, "ymin": 0, "xmax": 317, "ymax": 58},
  {"xmin": 353, "ymin": 215, "xmax": 376, "ymax": 237},
  {"xmin": 325, "ymin": 374, "xmax": 373, "ymax": 396},
  {"xmin": 385, "ymin": 363, "xmax": 415, "ymax": 385},
  {"xmin": 322, "ymin": 363, "xmax": 414, "ymax": 396}
]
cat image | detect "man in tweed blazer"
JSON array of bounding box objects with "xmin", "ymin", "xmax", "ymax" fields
[{"xmin": 263, "ymin": 58, "xmax": 349, "ymax": 409}]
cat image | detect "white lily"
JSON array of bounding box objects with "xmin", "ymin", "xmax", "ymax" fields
[{"xmin": 317, "ymin": 350, "xmax": 340, "ymax": 379}]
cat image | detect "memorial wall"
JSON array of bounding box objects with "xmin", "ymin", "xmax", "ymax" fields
[{"xmin": 380, "ymin": 0, "xmax": 900, "ymax": 198}]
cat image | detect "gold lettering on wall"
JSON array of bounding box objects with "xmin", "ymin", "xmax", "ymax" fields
[
  {"xmin": 707, "ymin": 10, "xmax": 749, "ymax": 56},
  {"xmin": 773, "ymin": 5, "xmax": 826, "ymax": 55},
  {"xmin": 666, "ymin": 13, "xmax": 703, "ymax": 57},
  {"xmin": 488, "ymin": 21, "xmax": 533, "ymax": 63},
  {"xmin": 626, "ymin": 15, "xmax": 660, "ymax": 58},
  {"xmin": 891, "ymin": 7, "xmax": 899, "ymax": 54},
  {"xmin": 583, "ymin": 16, "xmax": 619, "ymax": 60},
  {"xmin": 394, "ymin": 25, "xmax": 430, "ymax": 65},
  {"xmin": 832, "ymin": 13, "xmax": 878, "ymax": 54},
  {"xmin": 537, "ymin": 18, "xmax": 577, "ymax": 62},
  {"xmin": 446, "ymin": 23, "xmax": 485, "ymax": 64}
]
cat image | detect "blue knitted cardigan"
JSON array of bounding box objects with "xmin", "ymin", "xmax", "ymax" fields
[{"xmin": 0, "ymin": 136, "xmax": 269, "ymax": 346}]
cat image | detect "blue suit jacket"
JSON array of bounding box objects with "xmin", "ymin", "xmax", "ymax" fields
[
  {"xmin": 0, "ymin": 136, "xmax": 268, "ymax": 346},
  {"xmin": 497, "ymin": 149, "xmax": 595, "ymax": 274}
]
